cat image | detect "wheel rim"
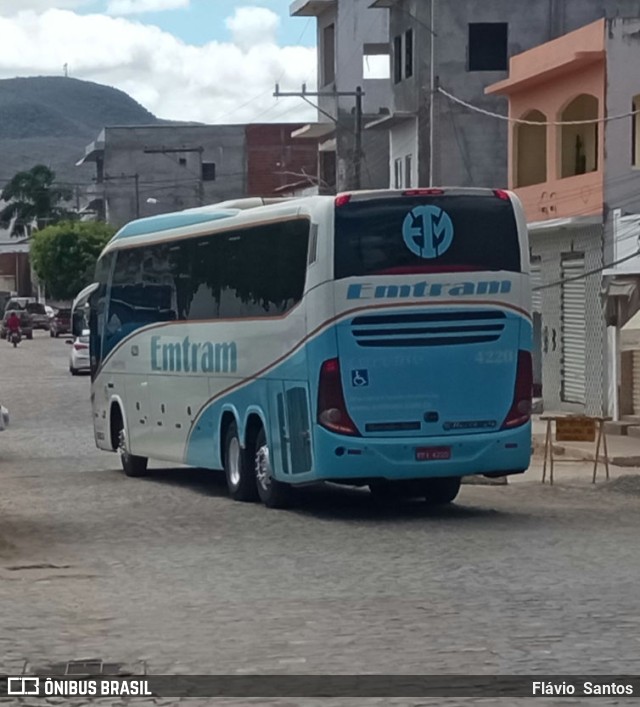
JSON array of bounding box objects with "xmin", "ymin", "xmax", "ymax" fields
[
  {"xmin": 255, "ymin": 442, "xmax": 271, "ymax": 492},
  {"xmin": 228, "ymin": 437, "xmax": 241, "ymax": 486},
  {"xmin": 117, "ymin": 428, "xmax": 128, "ymax": 459}
]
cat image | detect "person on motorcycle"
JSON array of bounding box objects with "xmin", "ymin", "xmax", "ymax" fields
[{"xmin": 6, "ymin": 311, "xmax": 21, "ymax": 340}]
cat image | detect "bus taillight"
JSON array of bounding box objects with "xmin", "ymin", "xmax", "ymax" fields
[
  {"xmin": 502, "ymin": 351, "xmax": 533, "ymax": 429},
  {"xmin": 317, "ymin": 358, "xmax": 360, "ymax": 436}
]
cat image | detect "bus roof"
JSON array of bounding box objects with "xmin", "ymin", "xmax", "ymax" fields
[{"xmin": 104, "ymin": 188, "xmax": 519, "ymax": 252}]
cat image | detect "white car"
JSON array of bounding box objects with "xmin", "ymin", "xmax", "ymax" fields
[
  {"xmin": 0, "ymin": 404, "xmax": 9, "ymax": 431},
  {"xmin": 68, "ymin": 331, "xmax": 90, "ymax": 376}
]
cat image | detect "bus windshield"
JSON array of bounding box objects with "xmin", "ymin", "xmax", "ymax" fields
[{"xmin": 334, "ymin": 194, "xmax": 521, "ymax": 279}]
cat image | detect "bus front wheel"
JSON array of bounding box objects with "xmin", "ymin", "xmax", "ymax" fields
[
  {"xmin": 254, "ymin": 427, "xmax": 292, "ymax": 509},
  {"xmin": 421, "ymin": 477, "xmax": 461, "ymax": 506},
  {"xmin": 224, "ymin": 421, "xmax": 258, "ymax": 502}
]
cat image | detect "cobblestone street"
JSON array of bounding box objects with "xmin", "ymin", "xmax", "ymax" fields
[{"xmin": 1, "ymin": 333, "xmax": 640, "ymax": 706}]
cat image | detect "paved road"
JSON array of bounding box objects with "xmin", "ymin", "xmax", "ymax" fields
[{"xmin": 1, "ymin": 333, "xmax": 640, "ymax": 706}]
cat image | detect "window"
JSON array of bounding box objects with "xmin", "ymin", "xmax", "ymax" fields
[
  {"xmin": 393, "ymin": 35, "xmax": 402, "ymax": 84},
  {"xmin": 201, "ymin": 162, "xmax": 216, "ymax": 181},
  {"xmin": 334, "ymin": 195, "xmax": 521, "ymax": 280},
  {"xmin": 394, "ymin": 158, "xmax": 403, "ymax": 189},
  {"xmin": 633, "ymin": 95, "xmax": 640, "ymax": 167},
  {"xmin": 468, "ymin": 23, "xmax": 508, "ymax": 72},
  {"xmin": 322, "ymin": 24, "xmax": 336, "ymax": 86},
  {"xmin": 104, "ymin": 219, "xmax": 310, "ymax": 350},
  {"xmin": 404, "ymin": 154, "xmax": 413, "ymax": 189},
  {"xmin": 363, "ymin": 53, "xmax": 390, "ymax": 80},
  {"xmin": 405, "ymin": 29, "xmax": 414, "ymax": 79},
  {"xmin": 179, "ymin": 157, "xmax": 187, "ymax": 167}
]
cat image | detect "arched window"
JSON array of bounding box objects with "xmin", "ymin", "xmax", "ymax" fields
[
  {"xmin": 514, "ymin": 110, "xmax": 547, "ymax": 187},
  {"xmin": 560, "ymin": 94, "xmax": 599, "ymax": 178}
]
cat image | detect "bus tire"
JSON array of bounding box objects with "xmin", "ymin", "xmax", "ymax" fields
[
  {"xmin": 117, "ymin": 426, "xmax": 148, "ymax": 477},
  {"xmin": 254, "ymin": 427, "xmax": 292, "ymax": 509},
  {"xmin": 224, "ymin": 421, "xmax": 258, "ymax": 502},
  {"xmin": 422, "ymin": 477, "xmax": 461, "ymax": 506}
]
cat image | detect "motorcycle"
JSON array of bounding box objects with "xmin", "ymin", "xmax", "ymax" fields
[{"xmin": 9, "ymin": 329, "xmax": 21, "ymax": 347}]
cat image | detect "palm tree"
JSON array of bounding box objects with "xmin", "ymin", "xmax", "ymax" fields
[{"xmin": 0, "ymin": 165, "xmax": 73, "ymax": 238}]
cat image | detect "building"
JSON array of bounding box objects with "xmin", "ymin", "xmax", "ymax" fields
[
  {"xmin": 77, "ymin": 124, "xmax": 318, "ymax": 227},
  {"xmin": 0, "ymin": 239, "xmax": 31, "ymax": 297},
  {"xmin": 289, "ymin": 0, "xmax": 392, "ymax": 192},
  {"xmin": 364, "ymin": 0, "xmax": 640, "ymax": 190},
  {"xmin": 486, "ymin": 18, "xmax": 640, "ymax": 418}
]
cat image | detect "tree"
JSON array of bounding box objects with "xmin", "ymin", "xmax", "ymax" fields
[
  {"xmin": 30, "ymin": 221, "xmax": 116, "ymax": 301},
  {"xmin": 0, "ymin": 165, "xmax": 73, "ymax": 238}
]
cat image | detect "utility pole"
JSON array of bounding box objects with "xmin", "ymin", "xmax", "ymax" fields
[
  {"xmin": 274, "ymin": 84, "xmax": 366, "ymax": 190},
  {"xmin": 429, "ymin": 0, "xmax": 437, "ymax": 187},
  {"xmin": 134, "ymin": 174, "xmax": 140, "ymax": 218}
]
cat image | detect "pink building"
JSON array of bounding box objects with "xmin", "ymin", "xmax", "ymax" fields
[{"xmin": 486, "ymin": 19, "xmax": 640, "ymax": 420}]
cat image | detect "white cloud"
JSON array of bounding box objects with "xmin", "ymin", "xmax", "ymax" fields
[
  {"xmin": 0, "ymin": 0, "xmax": 88, "ymax": 15},
  {"xmin": 225, "ymin": 6, "xmax": 280, "ymax": 51},
  {"xmin": 106, "ymin": 0, "xmax": 189, "ymax": 16},
  {"xmin": 0, "ymin": 7, "xmax": 317, "ymax": 125}
]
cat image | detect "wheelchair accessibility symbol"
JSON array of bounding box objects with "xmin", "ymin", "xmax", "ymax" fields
[{"xmin": 351, "ymin": 369, "xmax": 369, "ymax": 387}]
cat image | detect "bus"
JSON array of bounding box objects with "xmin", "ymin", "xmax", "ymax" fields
[{"xmin": 75, "ymin": 188, "xmax": 532, "ymax": 509}]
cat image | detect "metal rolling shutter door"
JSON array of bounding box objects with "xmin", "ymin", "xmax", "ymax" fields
[
  {"xmin": 531, "ymin": 263, "xmax": 542, "ymax": 313},
  {"xmin": 633, "ymin": 351, "xmax": 640, "ymax": 415},
  {"xmin": 561, "ymin": 258, "xmax": 586, "ymax": 405}
]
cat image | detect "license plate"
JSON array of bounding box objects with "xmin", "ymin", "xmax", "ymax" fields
[{"xmin": 416, "ymin": 446, "xmax": 451, "ymax": 461}]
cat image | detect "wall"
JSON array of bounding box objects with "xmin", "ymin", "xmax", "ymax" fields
[
  {"xmin": 389, "ymin": 119, "xmax": 418, "ymax": 188},
  {"xmin": 315, "ymin": 0, "xmax": 391, "ymax": 190},
  {"xmin": 387, "ymin": 0, "xmax": 640, "ymax": 189},
  {"xmin": 103, "ymin": 125, "xmax": 246, "ymax": 227},
  {"xmin": 604, "ymin": 17, "xmax": 640, "ymax": 264},
  {"xmin": 245, "ymin": 124, "xmax": 318, "ymax": 196}
]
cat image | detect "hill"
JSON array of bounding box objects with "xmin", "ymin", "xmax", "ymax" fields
[{"xmin": 0, "ymin": 76, "xmax": 161, "ymax": 185}]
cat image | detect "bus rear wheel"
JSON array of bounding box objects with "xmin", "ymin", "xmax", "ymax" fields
[
  {"xmin": 254, "ymin": 427, "xmax": 292, "ymax": 509},
  {"xmin": 421, "ymin": 477, "xmax": 461, "ymax": 506},
  {"xmin": 117, "ymin": 427, "xmax": 148, "ymax": 477},
  {"xmin": 224, "ymin": 421, "xmax": 258, "ymax": 502}
]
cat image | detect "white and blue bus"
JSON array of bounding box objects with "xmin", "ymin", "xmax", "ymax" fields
[{"xmin": 75, "ymin": 188, "xmax": 532, "ymax": 508}]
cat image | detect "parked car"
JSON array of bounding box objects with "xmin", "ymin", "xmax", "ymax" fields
[
  {"xmin": 68, "ymin": 331, "xmax": 90, "ymax": 375},
  {"xmin": 0, "ymin": 310, "xmax": 33, "ymax": 339},
  {"xmin": 0, "ymin": 403, "xmax": 9, "ymax": 432},
  {"xmin": 49, "ymin": 308, "xmax": 72, "ymax": 337},
  {"xmin": 26, "ymin": 302, "xmax": 49, "ymax": 331}
]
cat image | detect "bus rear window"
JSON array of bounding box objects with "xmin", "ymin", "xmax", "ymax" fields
[{"xmin": 334, "ymin": 195, "xmax": 521, "ymax": 279}]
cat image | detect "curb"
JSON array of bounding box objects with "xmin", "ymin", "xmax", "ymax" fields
[{"xmin": 532, "ymin": 437, "xmax": 640, "ymax": 468}]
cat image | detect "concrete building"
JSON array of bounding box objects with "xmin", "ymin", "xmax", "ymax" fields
[
  {"xmin": 486, "ymin": 18, "xmax": 640, "ymax": 419},
  {"xmin": 78, "ymin": 124, "xmax": 318, "ymax": 227},
  {"xmin": 289, "ymin": 0, "xmax": 392, "ymax": 192},
  {"xmin": 365, "ymin": 0, "xmax": 640, "ymax": 190}
]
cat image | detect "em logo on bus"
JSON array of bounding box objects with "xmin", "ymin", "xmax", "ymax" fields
[{"xmin": 402, "ymin": 206, "xmax": 454, "ymax": 259}]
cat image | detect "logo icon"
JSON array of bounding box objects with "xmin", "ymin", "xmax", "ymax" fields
[
  {"xmin": 351, "ymin": 370, "xmax": 369, "ymax": 387},
  {"xmin": 402, "ymin": 206, "xmax": 454, "ymax": 259},
  {"xmin": 7, "ymin": 678, "xmax": 39, "ymax": 696}
]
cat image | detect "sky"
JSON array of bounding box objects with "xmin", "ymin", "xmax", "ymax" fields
[{"xmin": 0, "ymin": 0, "xmax": 318, "ymax": 123}]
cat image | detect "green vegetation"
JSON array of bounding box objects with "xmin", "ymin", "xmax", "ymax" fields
[
  {"xmin": 30, "ymin": 221, "xmax": 115, "ymax": 301},
  {"xmin": 0, "ymin": 165, "xmax": 73, "ymax": 238}
]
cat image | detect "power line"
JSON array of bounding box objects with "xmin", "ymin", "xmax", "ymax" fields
[
  {"xmin": 438, "ymin": 86, "xmax": 640, "ymax": 126},
  {"xmin": 533, "ymin": 249, "xmax": 640, "ymax": 291}
]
